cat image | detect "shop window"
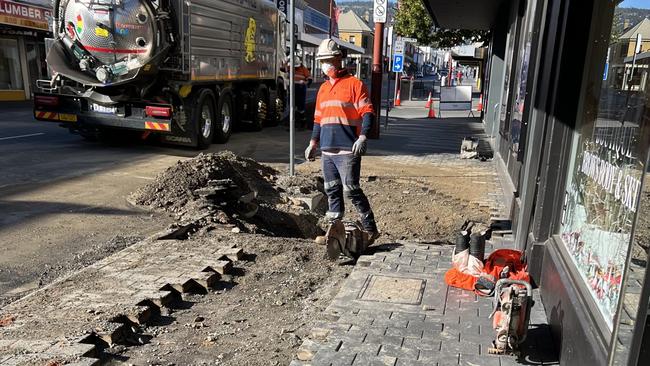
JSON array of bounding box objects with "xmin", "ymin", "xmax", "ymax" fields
[
  {"xmin": 560, "ymin": 2, "xmax": 650, "ymax": 330},
  {"xmin": 0, "ymin": 38, "xmax": 23, "ymax": 90},
  {"xmin": 509, "ymin": 0, "xmax": 538, "ymax": 156}
]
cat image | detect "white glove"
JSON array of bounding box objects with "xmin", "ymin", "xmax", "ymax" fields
[
  {"xmin": 305, "ymin": 141, "xmax": 317, "ymax": 161},
  {"xmin": 352, "ymin": 135, "xmax": 367, "ymax": 156}
]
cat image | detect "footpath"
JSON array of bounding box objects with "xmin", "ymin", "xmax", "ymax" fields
[{"xmin": 289, "ymin": 106, "xmax": 559, "ymax": 366}]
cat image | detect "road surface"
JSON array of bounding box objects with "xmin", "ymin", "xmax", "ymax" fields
[{"xmin": 0, "ymin": 92, "xmax": 317, "ymax": 304}]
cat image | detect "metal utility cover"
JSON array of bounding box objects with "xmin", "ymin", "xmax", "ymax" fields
[{"xmin": 358, "ymin": 275, "xmax": 425, "ymax": 304}]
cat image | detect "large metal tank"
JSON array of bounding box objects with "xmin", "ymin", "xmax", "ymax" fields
[{"xmin": 50, "ymin": 0, "xmax": 164, "ymax": 86}]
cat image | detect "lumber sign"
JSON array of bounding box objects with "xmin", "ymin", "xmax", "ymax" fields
[{"xmin": 439, "ymin": 86, "xmax": 472, "ymax": 114}]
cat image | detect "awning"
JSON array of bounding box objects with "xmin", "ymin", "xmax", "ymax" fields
[
  {"xmin": 421, "ymin": 0, "xmax": 506, "ymax": 30},
  {"xmin": 298, "ymin": 32, "xmax": 364, "ymax": 54}
]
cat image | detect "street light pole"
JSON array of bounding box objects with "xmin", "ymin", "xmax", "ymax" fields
[
  {"xmin": 289, "ymin": 0, "xmax": 295, "ymax": 175},
  {"xmin": 369, "ymin": 21, "xmax": 384, "ymax": 139}
]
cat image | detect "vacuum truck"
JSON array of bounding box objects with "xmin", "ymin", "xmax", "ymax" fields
[{"xmin": 34, "ymin": 0, "xmax": 288, "ymax": 148}]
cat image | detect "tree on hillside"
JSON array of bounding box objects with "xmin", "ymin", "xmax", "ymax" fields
[{"xmin": 393, "ymin": 0, "xmax": 489, "ymax": 48}]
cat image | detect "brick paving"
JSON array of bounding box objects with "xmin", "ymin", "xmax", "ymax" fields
[
  {"xmin": 0, "ymin": 231, "xmax": 244, "ymax": 365},
  {"xmin": 290, "ymin": 108, "xmax": 559, "ymax": 366},
  {"xmin": 290, "ymin": 234, "xmax": 558, "ymax": 366}
]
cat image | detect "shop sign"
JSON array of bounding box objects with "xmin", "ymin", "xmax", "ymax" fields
[{"xmin": 0, "ymin": 0, "xmax": 51, "ymax": 31}]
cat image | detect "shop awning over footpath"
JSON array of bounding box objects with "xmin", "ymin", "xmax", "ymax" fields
[
  {"xmin": 421, "ymin": 0, "xmax": 506, "ymax": 30},
  {"xmin": 299, "ymin": 32, "xmax": 365, "ymax": 55}
]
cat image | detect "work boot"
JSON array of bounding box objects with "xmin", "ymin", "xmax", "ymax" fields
[
  {"xmin": 366, "ymin": 230, "xmax": 380, "ymax": 246},
  {"xmin": 325, "ymin": 219, "xmax": 346, "ymax": 260}
]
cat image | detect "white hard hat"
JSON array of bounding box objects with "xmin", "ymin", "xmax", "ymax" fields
[{"xmin": 316, "ymin": 38, "xmax": 342, "ymax": 61}]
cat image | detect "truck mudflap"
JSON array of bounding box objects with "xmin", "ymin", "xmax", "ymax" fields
[{"xmin": 33, "ymin": 92, "xmax": 198, "ymax": 147}]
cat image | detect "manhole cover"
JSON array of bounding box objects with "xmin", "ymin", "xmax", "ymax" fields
[{"xmin": 358, "ymin": 275, "xmax": 425, "ymax": 304}]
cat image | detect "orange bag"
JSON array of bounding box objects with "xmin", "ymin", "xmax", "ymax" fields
[{"xmin": 444, "ymin": 249, "xmax": 529, "ymax": 293}]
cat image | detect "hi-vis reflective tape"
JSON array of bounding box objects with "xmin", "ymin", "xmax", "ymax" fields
[
  {"xmin": 144, "ymin": 121, "xmax": 170, "ymax": 131},
  {"xmin": 58, "ymin": 113, "xmax": 78, "ymax": 122},
  {"xmin": 35, "ymin": 111, "xmax": 59, "ymax": 120},
  {"xmin": 35, "ymin": 111, "xmax": 77, "ymax": 122}
]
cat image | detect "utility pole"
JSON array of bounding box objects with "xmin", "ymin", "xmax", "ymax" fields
[
  {"xmin": 369, "ymin": 0, "xmax": 386, "ymax": 139},
  {"xmin": 288, "ymin": 0, "xmax": 295, "ymax": 175}
]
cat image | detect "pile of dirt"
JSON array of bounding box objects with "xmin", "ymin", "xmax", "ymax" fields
[{"xmin": 130, "ymin": 152, "xmax": 325, "ymax": 239}]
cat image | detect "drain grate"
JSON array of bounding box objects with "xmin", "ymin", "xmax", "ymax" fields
[{"xmin": 358, "ymin": 275, "xmax": 425, "ymax": 305}]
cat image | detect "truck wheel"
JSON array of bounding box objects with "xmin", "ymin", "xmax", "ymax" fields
[
  {"xmin": 214, "ymin": 91, "xmax": 233, "ymax": 144},
  {"xmin": 251, "ymin": 85, "xmax": 269, "ymax": 131},
  {"xmin": 194, "ymin": 89, "xmax": 217, "ymax": 149}
]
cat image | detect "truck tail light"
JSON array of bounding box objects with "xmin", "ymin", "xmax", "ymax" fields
[
  {"xmin": 145, "ymin": 106, "xmax": 172, "ymax": 118},
  {"xmin": 35, "ymin": 95, "xmax": 60, "ymax": 107}
]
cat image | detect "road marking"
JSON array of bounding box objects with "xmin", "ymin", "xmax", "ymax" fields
[{"xmin": 0, "ymin": 133, "xmax": 45, "ymax": 141}]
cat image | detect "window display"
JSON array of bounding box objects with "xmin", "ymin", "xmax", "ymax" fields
[{"xmin": 560, "ymin": 2, "xmax": 650, "ymax": 329}]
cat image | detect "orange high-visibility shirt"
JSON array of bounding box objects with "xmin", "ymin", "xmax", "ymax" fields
[
  {"xmin": 312, "ymin": 73, "xmax": 374, "ymax": 150},
  {"xmin": 294, "ymin": 65, "xmax": 311, "ymax": 83}
]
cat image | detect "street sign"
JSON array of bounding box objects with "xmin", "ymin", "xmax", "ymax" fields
[
  {"xmin": 373, "ymin": 0, "xmax": 387, "ymax": 23},
  {"xmin": 393, "ymin": 39, "xmax": 404, "ymax": 55},
  {"xmin": 277, "ymin": 0, "xmax": 287, "ymax": 16},
  {"xmin": 392, "ymin": 54, "xmax": 404, "ymax": 73},
  {"xmin": 401, "ymin": 37, "xmax": 417, "ymax": 43}
]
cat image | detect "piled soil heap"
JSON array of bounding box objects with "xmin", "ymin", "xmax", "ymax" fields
[{"xmin": 131, "ymin": 151, "xmax": 325, "ymax": 239}]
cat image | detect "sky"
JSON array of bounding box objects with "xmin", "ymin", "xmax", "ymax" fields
[{"xmin": 620, "ymin": 0, "xmax": 649, "ymax": 9}]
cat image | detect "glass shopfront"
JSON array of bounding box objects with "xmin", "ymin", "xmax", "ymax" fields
[
  {"xmin": 0, "ymin": 37, "xmax": 23, "ymax": 91},
  {"xmin": 559, "ymin": 1, "xmax": 650, "ymax": 330}
]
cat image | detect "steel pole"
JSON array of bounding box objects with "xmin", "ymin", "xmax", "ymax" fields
[
  {"xmin": 289, "ymin": 0, "xmax": 295, "ymax": 176},
  {"xmin": 369, "ymin": 22, "xmax": 384, "ymax": 139}
]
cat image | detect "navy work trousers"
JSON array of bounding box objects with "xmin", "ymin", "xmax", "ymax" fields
[{"xmin": 321, "ymin": 153, "xmax": 377, "ymax": 232}]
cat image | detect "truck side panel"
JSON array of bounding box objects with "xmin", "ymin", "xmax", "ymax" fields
[{"xmin": 186, "ymin": 0, "xmax": 278, "ymax": 82}]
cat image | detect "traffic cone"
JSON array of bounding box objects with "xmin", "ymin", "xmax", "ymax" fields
[
  {"xmin": 477, "ymin": 93, "xmax": 483, "ymax": 112},
  {"xmin": 394, "ymin": 89, "xmax": 401, "ymax": 106},
  {"xmin": 427, "ymin": 101, "xmax": 436, "ymax": 119},
  {"xmin": 425, "ymin": 91, "xmax": 432, "ymax": 109}
]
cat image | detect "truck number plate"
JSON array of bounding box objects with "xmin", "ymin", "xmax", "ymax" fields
[{"xmin": 91, "ymin": 104, "xmax": 117, "ymax": 114}]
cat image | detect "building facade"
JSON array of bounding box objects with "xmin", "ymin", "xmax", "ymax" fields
[
  {"xmin": 337, "ymin": 10, "xmax": 373, "ymax": 80},
  {"xmin": 0, "ymin": 0, "xmax": 51, "ymax": 101},
  {"xmin": 423, "ymin": 0, "xmax": 650, "ymax": 365}
]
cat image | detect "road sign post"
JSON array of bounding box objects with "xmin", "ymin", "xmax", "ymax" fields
[
  {"xmin": 392, "ymin": 54, "xmax": 404, "ymax": 73},
  {"xmin": 373, "ymin": 0, "xmax": 386, "ymax": 23}
]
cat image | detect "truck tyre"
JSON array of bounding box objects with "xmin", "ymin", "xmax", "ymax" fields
[
  {"xmin": 194, "ymin": 89, "xmax": 217, "ymax": 149},
  {"xmin": 214, "ymin": 91, "xmax": 234, "ymax": 144},
  {"xmin": 251, "ymin": 85, "xmax": 269, "ymax": 131}
]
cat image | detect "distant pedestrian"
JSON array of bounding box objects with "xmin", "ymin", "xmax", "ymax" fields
[{"xmin": 293, "ymin": 56, "xmax": 312, "ymax": 128}]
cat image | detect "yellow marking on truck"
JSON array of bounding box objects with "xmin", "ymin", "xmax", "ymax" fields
[
  {"xmin": 179, "ymin": 85, "xmax": 192, "ymax": 98},
  {"xmin": 144, "ymin": 121, "xmax": 170, "ymax": 131},
  {"xmin": 35, "ymin": 111, "xmax": 59, "ymax": 120},
  {"xmin": 95, "ymin": 27, "xmax": 109, "ymax": 37},
  {"xmin": 58, "ymin": 113, "xmax": 78, "ymax": 122}
]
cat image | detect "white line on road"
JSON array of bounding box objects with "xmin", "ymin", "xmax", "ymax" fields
[{"xmin": 0, "ymin": 133, "xmax": 45, "ymax": 141}]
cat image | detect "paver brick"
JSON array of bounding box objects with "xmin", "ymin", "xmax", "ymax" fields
[
  {"xmin": 378, "ymin": 344, "xmax": 419, "ymax": 360},
  {"xmin": 364, "ymin": 333, "xmax": 403, "ymax": 347},
  {"xmin": 385, "ymin": 326, "xmax": 423, "ymax": 339}
]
